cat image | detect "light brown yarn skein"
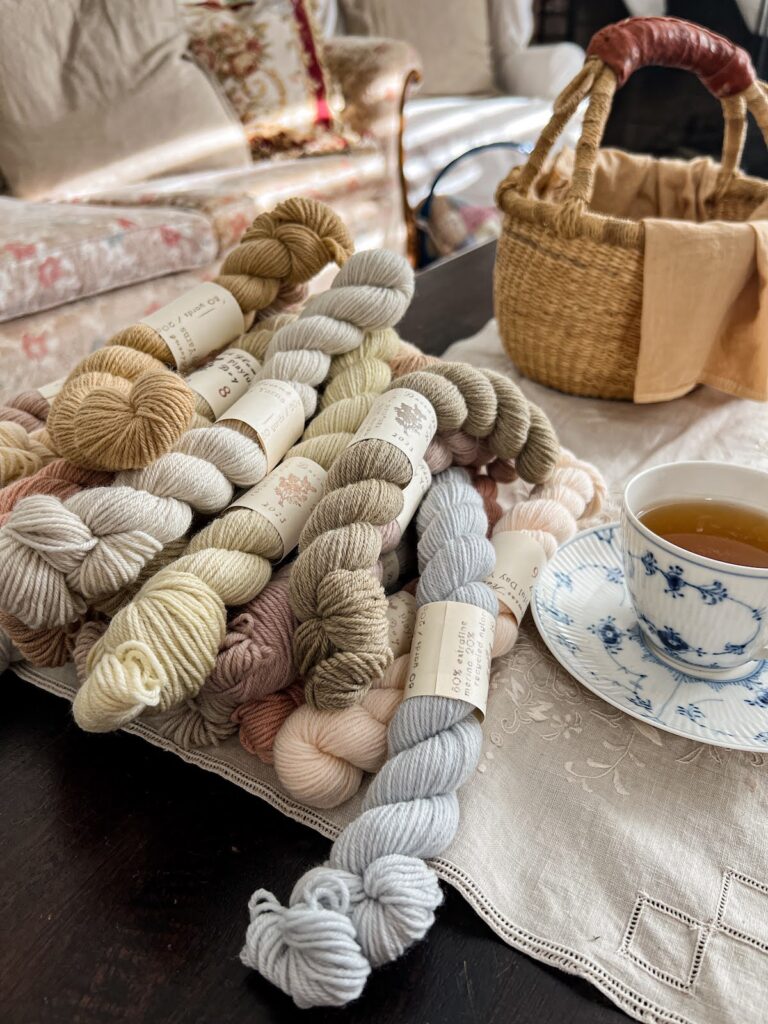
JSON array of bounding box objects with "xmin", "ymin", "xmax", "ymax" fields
[{"xmin": 46, "ymin": 198, "xmax": 354, "ymax": 472}]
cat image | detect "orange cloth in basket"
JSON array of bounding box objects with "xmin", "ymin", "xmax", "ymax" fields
[{"xmin": 542, "ymin": 149, "xmax": 768, "ymax": 403}]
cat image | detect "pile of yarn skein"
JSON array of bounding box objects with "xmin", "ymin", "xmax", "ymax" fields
[{"xmin": 0, "ymin": 197, "xmax": 606, "ymax": 1009}]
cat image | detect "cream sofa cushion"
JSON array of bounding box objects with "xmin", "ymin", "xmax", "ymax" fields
[
  {"xmin": 340, "ymin": 0, "xmax": 495, "ymax": 95},
  {"xmin": 0, "ymin": 0, "xmax": 250, "ymax": 199}
]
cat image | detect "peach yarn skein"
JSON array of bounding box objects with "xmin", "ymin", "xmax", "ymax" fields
[
  {"xmin": 271, "ymin": 590, "xmax": 416, "ymax": 808},
  {"xmin": 46, "ymin": 199, "xmax": 353, "ymax": 472},
  {"xmin": 490, "ymin": 449, "xmax": 607, "ymax": 656},
  {"xmin": 74, "ymin": 249, "xmax": 415, "ymax": 733},
  {"xmin": 0, "ymin": 316, "xmax": 300, "ymax": 631}
]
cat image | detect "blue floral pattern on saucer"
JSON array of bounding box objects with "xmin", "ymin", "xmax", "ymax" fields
[{"xmin": 531, "ymin": 524, "xmax": 768, "ymax": 752}]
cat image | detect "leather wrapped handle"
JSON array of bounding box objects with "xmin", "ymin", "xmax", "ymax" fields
[{"xmin": 587, "ymin": 16, "xmax": 756, "ymax": 98}]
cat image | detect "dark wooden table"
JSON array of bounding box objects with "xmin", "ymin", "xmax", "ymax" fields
[{"xmin": 1, "ymin": 243, "xmax": 629, "ymax": 1024}]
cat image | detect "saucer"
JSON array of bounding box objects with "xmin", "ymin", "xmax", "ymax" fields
[{"xmin": 531, "ymin": 523, "xmax": 768, "ymax": 752}]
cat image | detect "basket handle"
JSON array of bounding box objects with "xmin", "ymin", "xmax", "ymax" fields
[
  {"xmin": 587, "ymin": 16, "xmax": 756, "ymax": 97},
  {"xmin": 498, "ymin": 17, "xmax": 765, "ymax": 220}
]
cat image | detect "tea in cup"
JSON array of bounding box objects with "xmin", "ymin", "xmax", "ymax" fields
[{"xmin": 622, "ymin": 462, "xmax": 768, "ymax": 677}]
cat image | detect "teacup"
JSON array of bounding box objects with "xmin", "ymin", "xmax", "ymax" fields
[{"xmin": 622, "ymin": 462, "xmax": 768, "ymax": 678}]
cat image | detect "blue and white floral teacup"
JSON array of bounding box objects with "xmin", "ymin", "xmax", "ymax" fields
[{"xmin": 622, "ymin": 462, "xmax": 768, "ymax": 678}]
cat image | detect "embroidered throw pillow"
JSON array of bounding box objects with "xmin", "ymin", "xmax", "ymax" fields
[{"xmin": 181, "ymin": 0, "xmax": 350, "ymax": 157}]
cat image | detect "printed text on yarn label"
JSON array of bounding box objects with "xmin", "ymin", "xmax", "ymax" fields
[
  {"xmin": 405, "ymin": 601, "xmax": 495, "ymax": 719},
  {"xmin": 386, "ymin": 590, "xmax": 417, "ymax": 657},
  {"xmin": 186, "ymin": 348, "xmax": 261, "ymax": 418},
  {"xmin": 140, "ymin": 282, "xmax": 244, "ymax": 372},
  {"xmin": 486, "ymin": 532, "xmax": 547, "ymax": 623},
  {"xmin": 230, "ymin": 457, "xmax": 326, "ymax": 558},
  {"xmin": 37, "ymin": 376, "xmax": 66, "ymax": 400},
  {"xmin": 218, "ymin": 379, "xmax": 305, "ymax": 473},
  {"xmin": 395, "ymin": 460, "xmax": 431, "ymax": 534},
  {"xmin": 349, "ymin": 388, "xmax": 436, "ymax": 474}
]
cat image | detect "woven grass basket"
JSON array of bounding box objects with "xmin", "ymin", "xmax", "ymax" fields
[{"xmin": 494, "ymin": 15, "xmax": 768, "ymax": 400}]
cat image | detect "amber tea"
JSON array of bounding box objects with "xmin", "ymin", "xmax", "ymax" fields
[{"xmin": 639, "ymin": 499, "xmax": 768, "ymax": 568}]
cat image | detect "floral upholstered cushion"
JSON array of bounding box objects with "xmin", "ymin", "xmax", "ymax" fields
[
  {"xmin": 0, "ymin": 198, "xmax": 217, "ymax": 323},
  {"xmin": 181, "ymin": 0, "xmax": 353, "ymax": 157}
]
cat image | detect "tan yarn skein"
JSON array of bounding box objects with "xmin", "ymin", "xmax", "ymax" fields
[
  {"xmin": 73, "ymin": 249, "xmax": 415, "ymax": 733},
  {"xmin": 0, "ymin": 316, "xmax": 298, "ymax": 631},
  {"xmin": 290, "ymin": 362, "xmax": 560, "ymax": 710},
  {"xmin": 46, "ymin": 199, "xmax": 353, "ymax": 472}
]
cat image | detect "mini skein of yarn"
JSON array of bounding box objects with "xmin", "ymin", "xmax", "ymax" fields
[
  {"xmin": 290, "ymin": 362, "xmax": 559, "ymax": 711},
  {"xmin": 46, "ymin": 199, "xmax": 353, "ymax": 472},
  {"xmin": 0, "ymin": 316, "xmax": 298, "ymax": 632},
  {"xmin": 270, "ymin": 590, "xmax": 416, "ymax": 806},
  {"xmin": 241, "ymin": 467, "xmax": 498, "ymax": 1007},
  {"xmin": 0, "ymin": 459, "xmax": 112, "ymax": 670},
  {"xmin": 74, "ymin": 249, "xmax": 415, "ymax": 733},
  {"xmin": 0, "ymin": 390, "xmax": 49, "ymax": 432},
  {"xmin": 490, "ymin": 449, "xmax": 606, "ymax": 656}
]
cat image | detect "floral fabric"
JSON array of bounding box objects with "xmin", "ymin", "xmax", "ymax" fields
[
  {"xmin": 0, "ymin": 198, "xmax": 217, "ymax": 323},
  {"xmin": 181, "ymin": 0, "xmax": 354, "ymax": 157}
]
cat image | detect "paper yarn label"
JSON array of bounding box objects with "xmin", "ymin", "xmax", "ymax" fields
[
  {"xmin": 395, "ymin": 460, "xmax": 431, "ymax": 534},
  {"xmin": 218, "ymin": 379, "xmax": 305, "ymax": 473},
  {"xmin": 405, "ymin": 600, "xmax": 495, "ymax": 719},
  {"xmin": 37, "ymin": 376, "xmax": 66, "ymax": 400},
  {"xmin": 486, "ymin": 532, "xmax": 547, "ymax": 624},
  {"xmin": 349, "ymin": 388, "xmax": 436, "ymax": 473},
  {"xmin": 386, "ymin": 590, "xmax": 417, "ymax": 658},
  {"xmin": 229, "ymin": 457, "xmax": 326, "ymax": 559},
  {"xmin": 140, "ymin": 282, "xmax": 244, "ymax": 372},
  {"xmin": 185, "ymin": 348, "xmax": 261, "ymax": 418}
]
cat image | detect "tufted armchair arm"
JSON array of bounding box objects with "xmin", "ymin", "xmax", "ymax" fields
[{"xmin": 324, "ymin": 36, "xmax": 423, "ymax": 259}]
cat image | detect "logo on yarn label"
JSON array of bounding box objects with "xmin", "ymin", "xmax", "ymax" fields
[
  {"xmin": 349, "ymin": 388, "xmax": 436, "ymax": 474},
  {"xmin": 229, "ymin": 457, "xmax": 326, "ymax": 559},
  {"xmin": 405, "ymin": 601, "xmax": 495, "ymax": 719},
  {"xmin": 485, "ymin": 532, "xmax": 547, "ymax": 624},
  {"xmin": 185, "ymin": 347, "xmax": 261, "ymax": 418},
  {"xmin": 386, "ymin": 590, "xmax": 417, "ymax": 657},
  {"xmin": 36, "ymin": 376, "xmax": 66, "ymax": 400},
  {"xmin": 218, "ymin": 379, "xmax": 305, "ymax": 473},
  {"xmin": 395, "ymin": 460, "xmax": 431, "ymax": 534},
  {"xmin": 140, "ymin": 282, "xmax": 244, "ymax": 372}
]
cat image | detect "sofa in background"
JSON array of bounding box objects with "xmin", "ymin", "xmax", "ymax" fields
[{"xmin": 0, "ymin": 0, "xmax": 584, "ymax": 401}]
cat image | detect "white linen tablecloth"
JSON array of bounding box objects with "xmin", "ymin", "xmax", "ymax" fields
[{"xmin": 16, "ymin": 320, "xmax": 768, "ymax": 1024}]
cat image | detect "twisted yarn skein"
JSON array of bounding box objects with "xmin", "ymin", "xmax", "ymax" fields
[
  {"xmin": 74, "ymin": 250, "xmax": 415, "ymax": 733},
  {"xmin": 0, "ymin": 316, "xmax": 297, "ymax": 630},
  {"xmin": 0, "ymin": 390, "xmax": 49, "ymax": 432},
  {"xmin": 291, "ymin": 362, "xmax": 559, "ymax": 711},
  {"xmin": 46, "ymin": 199, "xmax": 353, "ymax": 471},
  {"xmin": 241, "ymin": 467, "xmax": 497, "ymax": 1007},
  {"xmin": 271, "ymin": 590, "xmax": 415, "ymax": 806},
  {"xmin": 0, "ymin": 460, "xmax": 112, "ymax": 669},
  {"xmin": 490, "ymin": 449, "xmax": 606, "ymax": 656}
]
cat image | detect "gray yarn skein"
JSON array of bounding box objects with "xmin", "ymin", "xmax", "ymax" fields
[
  {"xmin": 241, "ymin": 467, "xmax": 498, "ymax": 1008},
  {"xmin": 0, "ymin": 250, "xmax": 414, "ymax": 630}
]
